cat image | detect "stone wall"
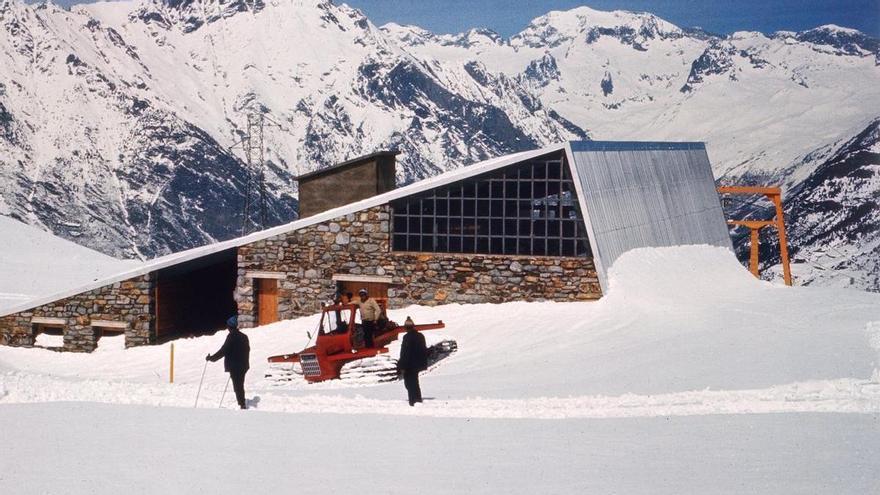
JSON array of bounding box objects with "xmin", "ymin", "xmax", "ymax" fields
[
  {"xmin": 236, "ymin": 205, "xmax": 601, "ymax": 326},
  {"xmin": 0, "ymin": 274, "xmax": 154, "ymax": 352}
]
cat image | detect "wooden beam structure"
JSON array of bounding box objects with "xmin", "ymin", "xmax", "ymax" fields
[{"xmin": 717, "ymin": 186, "xmax": 792, "ymax": 286}]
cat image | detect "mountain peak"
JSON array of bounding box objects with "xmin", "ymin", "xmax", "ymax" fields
[
  {"xmin": 510, "ymin": 5, "xmax": 683, "ymax": 49},
  {"xmin": 792, "ymin": 24, "xmax": 879, "ymax": 56}
]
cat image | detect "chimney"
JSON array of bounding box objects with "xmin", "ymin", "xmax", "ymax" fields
[{"xmin": 295, "ymin": 151, "xmax": 399, "ymax": 218}]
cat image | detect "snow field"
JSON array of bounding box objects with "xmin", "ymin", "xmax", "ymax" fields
[
  {"xmin": 0, "ymin": 246, "xmax": 878, "ymax": 417},
  {"xmin": 2, "ymin": 245, "xmax": 880, "ymax": 494},
  {"xmin": 2, "ymin": 403, "xmax": 877, "ymax": 495}
]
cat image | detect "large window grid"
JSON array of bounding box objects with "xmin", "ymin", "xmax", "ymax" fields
[{"xmin": 391, "ymin": 155, "xmax": 592, "ymax": 257}]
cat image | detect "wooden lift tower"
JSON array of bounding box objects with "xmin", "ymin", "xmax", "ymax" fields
[{"xmin": 717, "ymin": 186, "xmax": 792, "ymax": 286}]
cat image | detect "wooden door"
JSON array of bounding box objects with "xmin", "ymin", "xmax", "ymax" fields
[{"xmin": 257, "ymin": 278, "xmax": 279, "ymax": 326}]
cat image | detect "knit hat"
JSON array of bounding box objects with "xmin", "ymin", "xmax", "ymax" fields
[
  {"xmin": 226, "ymin": 316, "xmax": 238, "ymax": 330},
  {"xmin": 358, "ymin": 288, "xmax": 368, "ymax": 295},
  {"xmin": 404, "ymin": 316, "xmax": 415, "ymax": 327}
]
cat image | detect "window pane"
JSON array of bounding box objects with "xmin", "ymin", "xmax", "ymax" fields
[
  {"xmin": 408, "ymin": 235, "xmax": 421, "ymax": 251},
  {"xmin": 490, "ymin": 219, "xmax": 503, "ymax": 236},
  {"xmin": 436, "ymin": 218, "xmax": 448, "ymax": 234},
  {"xmin": 463, "ymin": 218, "xmax": 476, "ymax": 236},
  {"xmin": 421, "ymin": 198, "xmax": 434, "ymax": 215},
  {"xmin": 532, "ymin": 238, "xmax": 546, "ymax": 255},
  {"xmin": 548, "ymin": 221, "xmax": 560, "ymax": 237},
  {"xmin": 450, "ymin": 236, "xmax": 462, "ymax": 252},
  {"xmin": 450, "ymin": 200, "xmax": 462, "ymax": 216},
  {"xmin": 463, "ymin": 237, "xmax": 475, "ymax": 252},
  {"xmin": 548, "ymin": 162, "xmax": 562, "ymax": 179},
  {"xmin": 490, "ymin": 200, "xmax": 503, "ymax": 217},
  {"xmin": 449, "ymin": 185, "xmax": 462, "ymax": 197},
  {"xmin": 393, "ymin": 234, "xmax": 408, "ymax": 250},
  {"xmin": 463, "ymin": 182, "xmax": 476, "ymax": 198},
  {"xmin": 463, "ymin": 199, "xmax": 476, "ymax": 216},
  {"xmin": 547, "ymin": 239, "xmax": 560, "ymax": 256},
  {"xmin": 394, "ymin": 216, "xmax": 407, "ymax": 233},
  {"xmin": 422, "ymin": 235, "xmax": 435, "ymax": 251},
  {"xmin": 477, "ymin": 218, "xmax": 489, "ymax": 236},
  {"xmin": 409, "ymin": 217, "xmax": 420, "ymax": 232},
  {"xmin": 422, "ymin": 218, "xmax": 433, "ymax": 234},
  {"xmin": 504, "ymin": 219, "xmax": 517, "ymax": 236},
  {"xmin": 562, "ymin": 221, "xmax": 575, "ymax": 237},
  {"xmin": 534, "ymin": 163, "xmax": 547, "ymax": 179},
  {"xmin": 477, "ymin": 237, "xmax": 489, "ymax": 253},
  {"xmin": 502, "ymin": 238, "xmax": 516, "ymax": 254},
  {"xmin": 476, "ymin": 181, "xmax": 489, "ymax": 198},
  {"xmin": 436, "ymin": 199, "xmax": 449, "ymax": 215},
  {"xmin": 436, "ymin": 236, "xmax": 448, "ymax": 252},
  {"xmin": 476, "ymin": 200, "xmax": 490, "ymax": 216},
  {"xmin": 491, "ymin": 180, "xmax": 504, "ymax": 198},
  {"xmin": 490, "ymin": 237, "xmax": 504, "ymax": 254},
  {"xmin": 519, "ymin": 219, "xmax": 531, "ymax": 236},
  {"xmin": 533, "ymin": 221, "xmax": 546, "ymax": 236},
  {"xmin": 534, "ymin": 182, "xmax": 546, "ymax": 199}
]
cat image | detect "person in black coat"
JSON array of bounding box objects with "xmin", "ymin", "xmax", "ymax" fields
[
  {"xmin": 207, "ymin": 316, "xmax": 250, "ymax": 409},
  {"xmin": 398, "ymin": 316, "xmax": 428, "ymax": 406}
]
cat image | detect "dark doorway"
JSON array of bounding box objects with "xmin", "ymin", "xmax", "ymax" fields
[{"xmin": 154, "ymin": 249, "xmax": 237, "ymax": 340}]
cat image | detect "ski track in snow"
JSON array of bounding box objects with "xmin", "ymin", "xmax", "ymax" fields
[{"xmin": 1, "ymin": 371, "xmax": 877, "ymax": 419}]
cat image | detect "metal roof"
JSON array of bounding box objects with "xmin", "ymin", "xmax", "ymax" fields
[
  {"xmin": 1, "ymin": 141, "xmax": 733, "ymax": 315},
  {"xmin": 566, "ymin": 141, "xmax": 733, "ymax": 291}
]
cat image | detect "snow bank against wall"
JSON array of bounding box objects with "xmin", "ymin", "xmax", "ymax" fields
[{"xmin": 423, "ymin": 245, "xmax": 880, "ymax": 398}]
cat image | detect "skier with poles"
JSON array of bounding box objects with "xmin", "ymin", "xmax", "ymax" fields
[{"xmin": 206, "ymin": 316, "xmax": 250, "ymax": 409}]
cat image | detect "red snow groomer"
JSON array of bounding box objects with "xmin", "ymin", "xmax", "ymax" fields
[{"xmin": 266, "ymin": 301, "xmax": 455, "ymax": 383}]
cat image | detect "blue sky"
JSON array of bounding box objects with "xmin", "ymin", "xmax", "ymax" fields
[
  {"xmin": 344, "ymin": 0, "xmax": 880, "ymax": 38},
  {"xmin": 37, "ymin": 0, "xmax": 880, "ymax": 38}
]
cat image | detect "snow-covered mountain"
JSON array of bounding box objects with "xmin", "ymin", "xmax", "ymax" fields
[{"xmin": 0, "ymin": 0, "xmax": 878, "ymax": 288}]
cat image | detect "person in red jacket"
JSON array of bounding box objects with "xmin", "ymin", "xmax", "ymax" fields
[
  {"xmin": 206, "ymin": 316, "xmax": 250, "ymax": 409},
  {"xmin": 398, "ymin": 317, "xmax": 428, "ymax": 406}
]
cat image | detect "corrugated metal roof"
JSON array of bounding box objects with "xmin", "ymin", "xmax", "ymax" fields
[{"xmin": 566, "ymin": 141, "xmax": 732, "ymax": 291}]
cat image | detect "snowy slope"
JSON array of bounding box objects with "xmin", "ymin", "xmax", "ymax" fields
[
  {"xmin": 2, "ymin": 404, "xmax": 877, "ymax": 494},
  {"xmin": 1, "ymin": 245, "xmax": 879, "ymax": 493},
  {"xmin": 0, "ymin": 214, "xmax": 140, "ymax": 311},
  {"xmin": 2, "ymin": 246, "xmax": 878, "ymax": 408}
]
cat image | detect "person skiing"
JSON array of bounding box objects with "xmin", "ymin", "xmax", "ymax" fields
[
  {"xmin": 356, "ymin": 288, "xmax": 382, "ymax": 348},
  {"xmin": 398, "ymin": 316, "xmax": 428, "ymax": 406},
  {"xmin": 206, "ymin": 316, "xmax": 250, "ymax": 409}
]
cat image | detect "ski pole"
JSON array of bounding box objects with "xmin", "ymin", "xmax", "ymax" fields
[
  {"xmin": 218, "ymin": 376, "xmax": 231, "ymax": 408},
  {"xmin": 194, "ymin": 360, "xmax": 208, "ymax": 408}
]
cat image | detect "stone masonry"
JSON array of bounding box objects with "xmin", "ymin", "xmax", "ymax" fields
[
  {"xmin": 0, "ymin": 274, "xmax": 153, "ymax": 352},
  {"xmin": 236, "ymin": 205, "xmax": 601, "ymax": 327}
]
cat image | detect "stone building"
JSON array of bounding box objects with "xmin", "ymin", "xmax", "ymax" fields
[{"xmin": 0, "ymin": 141, "xmax": 731, "ymax": 352}]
